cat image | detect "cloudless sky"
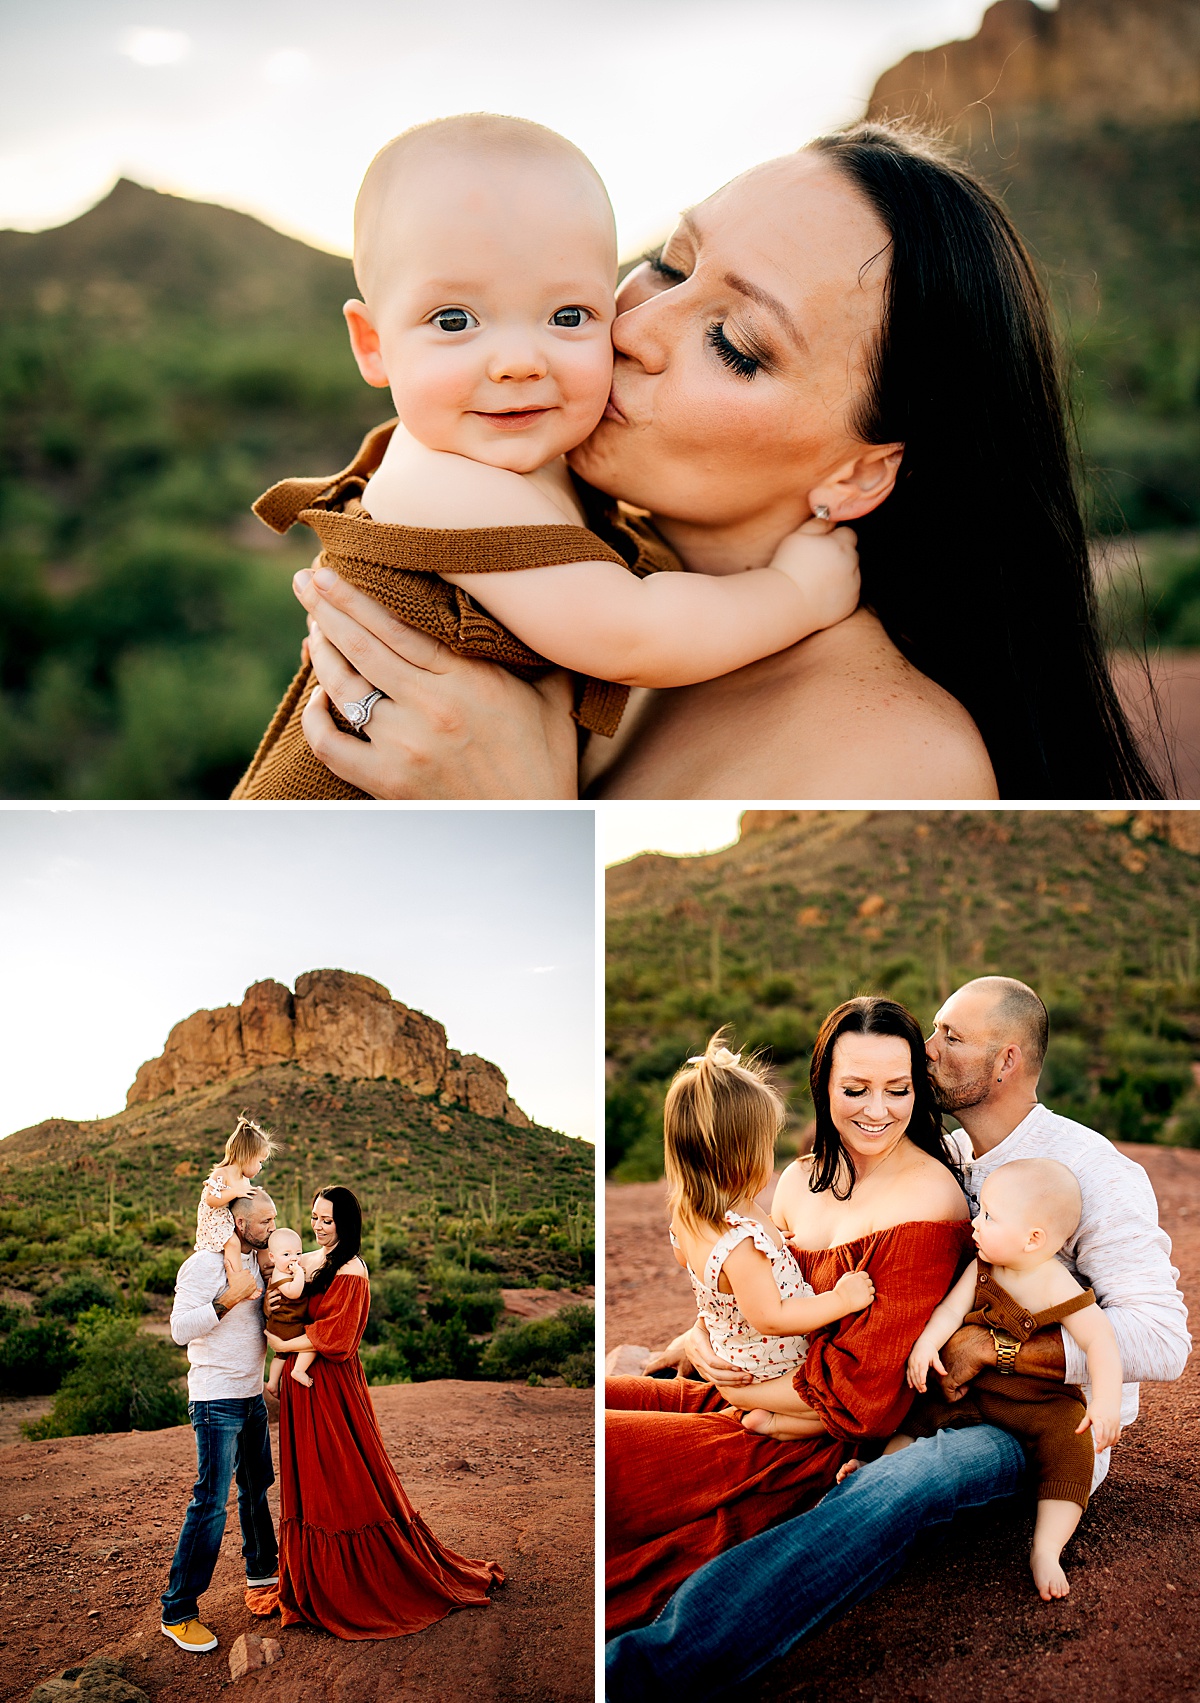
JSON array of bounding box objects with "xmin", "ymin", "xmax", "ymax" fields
[
  {"xmin": 1, "ymin": 0, "xmax": 1006, "ymax": 257},
  {"xmin": 603, "ymin": 804, "xmax": 742, "ymax": 867},
  {"xmin": 0, "ymin": 807, "xmax": 595, "ymax": 1143}
]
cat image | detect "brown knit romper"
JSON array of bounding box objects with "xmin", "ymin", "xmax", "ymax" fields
[
  {"xmin": 907, "ymin": 1261, "xmax": 1099, "ymax": 1508},
  {"xmin": 232, "ymin": 420, "xmax": 679, "ymax": 801}
]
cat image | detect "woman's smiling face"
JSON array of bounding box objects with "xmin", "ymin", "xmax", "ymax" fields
[
  {"xmin": 311, "ymin": 1195, "xmax": 337, "ymax": 1248},
  {"xmin": 827, "ymin": 1031, "xmax": 916, "ymax": 1167},
  {"xmin": 568, "ymin": 150, "xmax": 893, "ymax": 547}
]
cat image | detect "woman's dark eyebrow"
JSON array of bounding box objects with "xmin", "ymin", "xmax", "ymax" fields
[
  {"xmin": 678, "ymin": 208, "xmax": 808, "ymax": 355},
  {"xmin": 722, "ymin": 273, "xmax": 809, "ymax": 355}
]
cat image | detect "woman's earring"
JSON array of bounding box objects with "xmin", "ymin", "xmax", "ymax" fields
[{"xmin": 813, "ymin": 504, "xmax": 831, "ymax": 521}]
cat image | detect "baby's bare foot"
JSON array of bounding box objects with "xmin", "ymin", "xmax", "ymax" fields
[
  {"xmin": 836, "ymin": 1458, "xmax": 862, "ymax": 1485},
  {"xmin": 291, "ymin": 1367, "xmax": 313, "ymax": 1387},
  {"xmin": 1031, "ymin": 1546, "xmax": 1070, "ymax": 1601}
]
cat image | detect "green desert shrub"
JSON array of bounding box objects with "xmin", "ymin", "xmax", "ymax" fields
[
  {"xmin": 479, "ymin": 1305, "xmax": 595, "ymax": 1383},
  {"xmin": 38, "ymin": 1271, "xmax": 121, "ymax": 1321},
  {"xmin": 0, "ymin": 1318, "xmax": 77, "ymax": 1395},
  {"xmin": 140, "ymin": 1249, "xmax": 189, "ymax": 1295},
  {"xmin": 23, "ymin": 1308, "xmax": 187, "ymax": 1438},
  {"xmin": 361, "ymin": 1318, "xmax": 481, "ymax": 1385}
]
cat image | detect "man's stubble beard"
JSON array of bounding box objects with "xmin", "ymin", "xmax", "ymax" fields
[{"xmin": 930, "ymin": 1066, "xmax": 996, "ymax": 1114}]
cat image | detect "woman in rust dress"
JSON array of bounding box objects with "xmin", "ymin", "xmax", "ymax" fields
[
  {"xmin": 264, "ymin": 1186, "xmax": 503, "ymax": 1638},
  {"xmin": 606, "ymin": 998, "xmax": 973, "ymax": 1634}
]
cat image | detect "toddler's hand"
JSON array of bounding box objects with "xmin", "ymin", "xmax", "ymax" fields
[
  {"xmin": 833, "ymin": 1268, "xmax": 875, "ymax": 1312},
  {"xmin": 906, "ymin": 1338, "xmax": 945, "ymax": 1393},
  {"xmin": 768, "ymin": 519, "xmax": 860, "ymax": 632},
  {"xmin": 1077, "ymin": 1404, "xmax": 1122, "ymax": 1453}
]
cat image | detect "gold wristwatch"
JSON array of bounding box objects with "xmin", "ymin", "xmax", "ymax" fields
[{"xmin": 990, "ymin": 1328, "xmax": 1019, "ymax": 1374}]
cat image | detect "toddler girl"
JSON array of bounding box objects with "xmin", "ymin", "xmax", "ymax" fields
[
  {"xmin": 196, "ymin": 1115, "xmax": 275, "ymax": 1290},
  {"xmin": 235, "ymin": 113, "xmax": 860, "ymax": 799},
  {"xmin": 665, "ymin": 1033, "xmax": 876, "ymax": 1437}
]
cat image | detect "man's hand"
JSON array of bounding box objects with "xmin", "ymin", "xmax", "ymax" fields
[
  {"xmin": 214, "ymin": 1269, "xmax": 261, "ymax": 1318},
  {"xmin": 934, "ymin": 1324, "xmax": 996, "ymax": 1401}
]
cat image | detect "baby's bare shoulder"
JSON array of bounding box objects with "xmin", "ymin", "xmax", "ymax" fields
[
  {"xmin": 366, "ymin": 444, "xmax": 568, "ymax": 530},
  {"xmin": 1038, "ymin": 1256, "xmax": 1087, "ymax": 1304}
]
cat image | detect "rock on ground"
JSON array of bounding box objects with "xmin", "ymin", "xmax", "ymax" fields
[
  {"xmin": 606, "ymin": 1143, "xmax": 1200, "ymax": 1701},
  {"xmin": 1, "ymin": 1381, "xmax": 591, "ymax": 1703}
]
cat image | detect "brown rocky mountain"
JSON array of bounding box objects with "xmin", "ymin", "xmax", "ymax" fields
[
  {"xmin": 867, "ymin": 0, "xmax": 1200, "ymax": 136},
  {"xmin": 125, "ymin": 968, "xmax": 530, "ymax": 1127}
]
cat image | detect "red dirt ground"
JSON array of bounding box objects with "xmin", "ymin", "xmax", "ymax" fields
[
  {"xmin": 0, "ymin": 1380, "xmax": 593, "ymax": 1703},
  {"xmin": 605, "ymin": 1143, "xmax": 1200, "ymax": 1702}
]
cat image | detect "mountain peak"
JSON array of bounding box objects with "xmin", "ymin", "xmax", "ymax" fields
[{"xmin": 127, "ymin": 969, "xmax": 531, "ymax": 1128}]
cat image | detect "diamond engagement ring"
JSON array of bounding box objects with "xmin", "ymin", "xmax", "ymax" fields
[{"xmin": 342, "ymin": 688, "xmax": 385, "ymax": 730}]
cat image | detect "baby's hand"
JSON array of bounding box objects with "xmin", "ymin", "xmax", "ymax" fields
[
  {"xmin": 768, "ymin": 519, "xmax": 860, "ymax": 633},
  {"xmin": 906, "ymin": 1337, "xmax": 945, "ymax": 1393},
  {"xmin": 1077, "ymin": 1403, "xmax": 1122, "ymax": 1453},
  {"xmin": 833, "ymin": 1268, "xmax": 875, "ymax": 1313}
]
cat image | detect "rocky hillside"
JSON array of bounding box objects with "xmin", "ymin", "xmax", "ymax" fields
[
  {"xmin": 124, "ymin": 968, "xmax": 530, "ymax": 1126},
  {"xmin": 0, "ymin": 971, "xmax": 593, "ymax": 1296},
  {"xmin": 865, "ymin": 0, "xmax": 1200, "ymax": 538},
  {"xmin": 606, "ymin": 810, "xmax": 1200, "ymax": 1177},
  {"xmin": 869, "ymin": 0, "xmax": 1200, "ymax": 133}
]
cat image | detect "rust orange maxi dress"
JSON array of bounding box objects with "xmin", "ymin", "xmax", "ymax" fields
[
  {"xmin": 606, "ymin": 1219, "xmax": 972, "ymax": 1634},
  {"xmin": 276, "ymin": 1273, "xmax": 504, "ymax": 1638}
]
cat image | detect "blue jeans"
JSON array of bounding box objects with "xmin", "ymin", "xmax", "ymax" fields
[
  {"xmin": 160, "ymin": 1396, "xmax": 277, "ymax": 1625},
  {"xmin": 605, "ymin": 1425, "xmax": 1026, "ymax": 1700}
]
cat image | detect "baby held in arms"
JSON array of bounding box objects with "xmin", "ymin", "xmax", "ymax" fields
[
  {"xmin": 842, "ymin": 1159, "xmax": 1122, "ymax": 1602},
  {"xmin": 665, "ymin": 1034, "xmax": 875, "ymax": 1439},
  {"xmin": 236, "ymin": 113, "xmax": 859, "ymax": 800},
  {"xmin": 263, "ymin": 1227, "xmax": 325, "ymax": 1391}
]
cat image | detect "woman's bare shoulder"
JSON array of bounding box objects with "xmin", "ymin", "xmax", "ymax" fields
[
  {"xmin": 338, "ymin": 1257, "xmax": 369, "ymax": 1278},
  {"xmin": 890, "ymin": 1152, "xmax": 970, "ymax": 1225},
  {"xmin": 785, "ymin": 612, "xmax": 998, "ymax": 798}
]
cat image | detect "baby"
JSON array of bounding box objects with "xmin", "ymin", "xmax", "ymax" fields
[
  {"xmin": 196, "ymin": 1116, "xmax": 274, "ymax": 1290},
  {"xmin": 235, "ymin": 113, "xmax": 859, "ymax": 799},
  {"xmin": 841, "ymin": 1159, "xmax": 1122, "ymax": 1602},
  {"xmin": 262, "ymin": 1227, "xmax": 325, "ymax": 1391}
]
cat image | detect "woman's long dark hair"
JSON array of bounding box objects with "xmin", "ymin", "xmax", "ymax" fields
[
  {"xmin": 810, "ymin": 121, "xmax": 1162, "ymax": 799},
  {"xmin": 808, "ymin": 996, "xmax": 960, "ymax": 1200},
  {"xmin": 307, "ymin": 1185, "xmax": 363, "ymax": 1294}
]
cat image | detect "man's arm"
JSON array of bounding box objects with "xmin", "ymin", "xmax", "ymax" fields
[
  {"xmin": 170, "ymin": 1258, "xmax": 259, "ymax": 1345},
  {"xmin": 1062, "ymin": 1163, "xmax": 1190, "ymax": 1386}
]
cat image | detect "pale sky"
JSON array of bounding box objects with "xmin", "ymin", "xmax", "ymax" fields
[
  {"xmin": 1, "ymin": 0, "xmax": 1005, "ymax": 258},
  {"xmin": 0, "ymin": 807, "xmax": 595, "ymax": 1143},
  {"xmin": 603, "ymin": 804, "xmax": 742, "ymax": 867}
]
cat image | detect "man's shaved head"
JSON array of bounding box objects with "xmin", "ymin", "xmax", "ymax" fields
[
  {"xmin": 961, "ymin": 976, "xmax": 1049, "ymax": 1072},
  {"xmin": 353, "ymin": 112, "xmax": 614, "ymax": 307}
]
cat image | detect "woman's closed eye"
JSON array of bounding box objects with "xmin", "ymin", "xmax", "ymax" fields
[
  {"xmin": 430, "ymin": 307, "xmax": 479, "ymax": 333},
  {"xmin": 645, "ymin": 249, "xmax": 688, "ymax": 285},
  {"xmin": 707, "ymin": 322, "xmax": 760, "ymax": 380}
]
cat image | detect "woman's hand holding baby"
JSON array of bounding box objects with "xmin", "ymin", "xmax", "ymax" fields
[{"xmin": 294, "ymin": 565, "xmax": 578, "ymax": 798}]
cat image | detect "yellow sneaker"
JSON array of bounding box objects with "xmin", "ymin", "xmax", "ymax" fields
[{"xmin": 160, "ymin": 1619, "xmax": 218, "ymax": 1653}]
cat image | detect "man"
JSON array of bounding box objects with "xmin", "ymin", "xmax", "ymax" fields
[
  {"xmin": 159, "ymin": 1189, "xmax": 279, "ymax": 1655},
  {"xmin": 605, "ymin": 977, "xmax": 1190, "ymax": 1699}
]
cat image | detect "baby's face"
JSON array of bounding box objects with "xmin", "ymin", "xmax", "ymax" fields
[
  {"xmin": 268, "ymin": 1229, "xmax": 302, "ymax": 1262},
  {"xmin": 972, "ymin": 1179, "xmax": 1036, "ymax": 1265},
  {"xmin": 354, "ymin": 150, "xmax": 616, "ymax": 474}
]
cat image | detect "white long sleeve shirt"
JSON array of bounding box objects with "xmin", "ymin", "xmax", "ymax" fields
[
  {"xmin": 170, "ymin": 1248, "xmax": 267, "ymax": 1402},
  {"xmin": 950, "ymin": 1103, "xmax": 1191, "ymax": 1492}
]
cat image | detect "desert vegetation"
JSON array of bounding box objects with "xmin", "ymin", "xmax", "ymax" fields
[
  {"xmin": 607, "ymin": 812, "xmax": 1200, "ymax": 1180},
  {"xmin": 0, "ymin": 1068, "xmax": 595, "ymax": 1432}
]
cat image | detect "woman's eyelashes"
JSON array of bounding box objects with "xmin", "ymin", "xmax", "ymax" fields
[
  {"xmin": 645, "ymin": 249, "xmax": 688, "ymax": 284},
  {"xmin": 707, "ymin": 321, "xmax": 760, "ymax": 380}
]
